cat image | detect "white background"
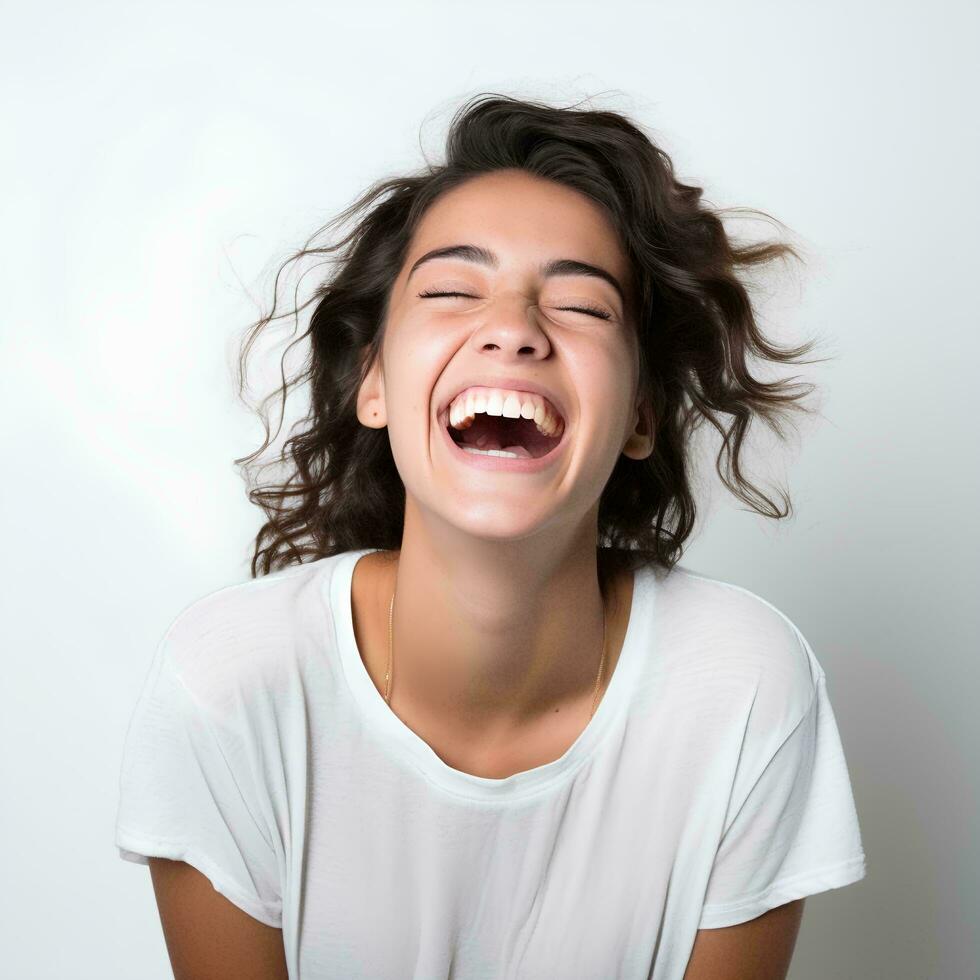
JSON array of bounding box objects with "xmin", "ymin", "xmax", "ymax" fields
[{"xmin": 2, "ymin": 1, "xmax": 977, "ymax": 977}]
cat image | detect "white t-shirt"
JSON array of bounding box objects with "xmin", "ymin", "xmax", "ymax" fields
[{"xmin": 115, "ymin": 548, "xmax": 867, "ymax": 979}]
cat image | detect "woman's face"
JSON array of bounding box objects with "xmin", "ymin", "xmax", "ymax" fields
[{"xmin": 358, "ymin": 167, "xmax": 651, "ymax": 543}]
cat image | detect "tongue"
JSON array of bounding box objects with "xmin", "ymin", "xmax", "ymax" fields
[
  {"xmin": 453, "ymin": 413, "xmax": 562, "ymax": 459},
  {"xmin": 464, "ymin": 434, "xmax": 533, "ymax": 458}
]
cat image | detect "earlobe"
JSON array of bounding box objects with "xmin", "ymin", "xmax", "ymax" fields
[
  {"xmin": 622, "ymin": 400, "xmax": 655, "ymax": 461},
  {"xmin": 356, "ymin": 347, "xmax": 387, "ymax": 429}
]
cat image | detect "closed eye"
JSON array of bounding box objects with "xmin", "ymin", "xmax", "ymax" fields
[{"xmin": 417, "ymin": 290, "xmax": 612, "ymax": 321}]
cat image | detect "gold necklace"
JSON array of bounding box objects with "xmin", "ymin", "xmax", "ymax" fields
[{"xmin": 384, "ymin": 587, "xmax": 609, "ymax": 719}]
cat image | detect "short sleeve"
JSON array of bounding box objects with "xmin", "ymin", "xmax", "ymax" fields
[
  {"xmin": 698, "ymin": 632, "xmax": 867, "ymax": 929},
  {"xmin": 114, "ymin": 633, "xmax": 283, "ymax": 928}
]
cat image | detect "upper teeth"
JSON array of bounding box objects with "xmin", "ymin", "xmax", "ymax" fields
[{"xmin": 448, "ymin": 387, "xmax": 564, "ymax": 438}]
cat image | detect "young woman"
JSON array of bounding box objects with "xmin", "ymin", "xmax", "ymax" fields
[{"xmin": 115, "ymin": 94, "xmax": 866, "ymax": 979}]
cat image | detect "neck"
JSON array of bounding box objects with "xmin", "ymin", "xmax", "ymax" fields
[{"xmin": 373, "ymin": 499, "xmax": 621, "ymax": 734}]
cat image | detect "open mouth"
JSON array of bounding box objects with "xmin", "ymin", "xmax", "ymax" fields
[{"xmin": 445, "ymin": 411, "xmax": 564, "ymax": 460}]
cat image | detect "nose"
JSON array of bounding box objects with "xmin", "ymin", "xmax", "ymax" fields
[{"xmin": 468, "ymin": 293, "xmax": 553, "ymax": 359}]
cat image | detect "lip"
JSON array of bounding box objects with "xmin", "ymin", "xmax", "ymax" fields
[
  {"xmin": 439, "ymin": 414, "xmax": 570, "ymax": 474},
  {"xmin": 436, "ymin": 376, "xmax": 568, "ymax": 429}
]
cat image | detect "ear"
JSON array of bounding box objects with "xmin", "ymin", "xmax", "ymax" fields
[
  {"xmin": 622, "ymin": 397, "xmax": 655, "ymax": 461},
  {"xmin": 356, "ymin": 345, "xmax": 387, "ymax": 430}
]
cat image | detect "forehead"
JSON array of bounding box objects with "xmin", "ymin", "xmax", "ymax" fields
[{"xmin": 405, "ymin": 169, "xmax": 630, "ymax": 285}]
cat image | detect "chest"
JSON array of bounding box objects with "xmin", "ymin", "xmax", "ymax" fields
[
  {"xmin": 396, "ymin": 700, "xmax": 598, "ymax": 779},
  {"xmin": 297, "ymin": 758, "xmax": 708, "ymax": 980}
]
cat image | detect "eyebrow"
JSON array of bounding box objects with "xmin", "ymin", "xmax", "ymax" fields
[{"xmin": 407, "ymin": 243, "xmax": 627, "ymax": 307}]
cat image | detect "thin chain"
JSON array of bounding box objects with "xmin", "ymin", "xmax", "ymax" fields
[{"xmin": 385, "ymin": 586, "xmax": 608, "ymax": 718}]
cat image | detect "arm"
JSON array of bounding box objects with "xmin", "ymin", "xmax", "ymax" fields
[
  {"xmin": 683, "ymin": 898, "xmax": 805, "ymax": 980},
  {"xmin": 148, "ymin": 858, "xmax": 289, "ymax": 980}
]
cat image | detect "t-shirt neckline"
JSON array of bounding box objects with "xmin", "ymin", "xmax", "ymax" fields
[{"xmin": 328, "ymin": 548, "xmax": 654, "ymax": 803}]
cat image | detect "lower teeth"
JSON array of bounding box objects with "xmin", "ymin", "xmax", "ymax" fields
[{"xmin": 461, "ymin": 447, "xmax": 526, "ymax": 459}]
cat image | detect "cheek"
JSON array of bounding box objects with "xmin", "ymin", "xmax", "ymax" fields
[
  {"xmin": 379, "ymin": 349, "xmax": 445, "ymax": 437},
  {"xmin": 394, "ymin": 315, "xmax": 459, "ymax": 363},
  {"xmin": 579, "ymin": 357, "xmax": 637, "ymax": 439}
]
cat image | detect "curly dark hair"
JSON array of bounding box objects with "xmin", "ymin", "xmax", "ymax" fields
[{"xmin": 234, "ymin": 92, "xmax": 822, "ymax": 588}]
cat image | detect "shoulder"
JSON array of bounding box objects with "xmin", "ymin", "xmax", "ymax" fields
[
  {"xmin": 653, "ymin": 564, "xmax": 823, "ymax": 728},
  {"xmin": 157, "ymin": 555, "xmax": 343, "ymax": 715}
]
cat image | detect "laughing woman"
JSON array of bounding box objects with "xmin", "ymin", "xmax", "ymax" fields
[{"xmin": 115, "ymin": 93, "xmax": 866, "ymax": 979}]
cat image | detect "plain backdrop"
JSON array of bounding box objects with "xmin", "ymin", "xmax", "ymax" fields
[{"xmin": 2, "ymin": 1, "xmax": 977, "ymax": 977}]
